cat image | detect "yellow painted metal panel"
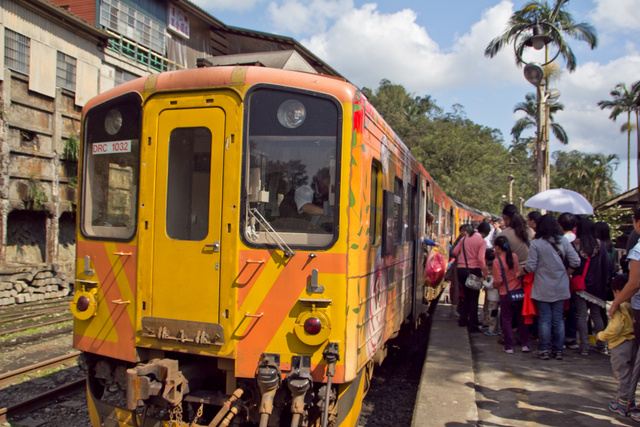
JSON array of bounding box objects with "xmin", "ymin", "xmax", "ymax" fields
[{"xmin": 151, "ymin": 107, "xmax": 225, "ymax": 322}]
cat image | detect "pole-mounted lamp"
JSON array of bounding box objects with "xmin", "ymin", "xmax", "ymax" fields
[{"xmin": 513, "ymin": 21, "xmax": 563, "ymax": 193}]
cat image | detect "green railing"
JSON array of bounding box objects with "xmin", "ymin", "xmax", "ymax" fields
[{"xmin": 106, "ymin": 30, "xmax": 184, "ymax": 72}]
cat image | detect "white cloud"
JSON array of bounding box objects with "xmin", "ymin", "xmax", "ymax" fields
[
  {"xmin": 591, "ymin": 0, "xmax": 640, "ymax": 32},
  {"xmin": 301, "ymin": 1, "xmax": 524, "ymax": 93},
  {"xmin": 267, "ymin": 0, "xmax": 353, "ymax": 35},
  {"xmin": 547, "ymin": 54, "xmax": 640, "ymax": 188},
  {"xmin": 191, "ymin": 0, "xmax": 263, "ymax": 12}
]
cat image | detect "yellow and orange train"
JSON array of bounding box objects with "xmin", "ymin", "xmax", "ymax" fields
[{"xmin": 71, "ymin": 62, "xmax": 485, "ymax": 427}]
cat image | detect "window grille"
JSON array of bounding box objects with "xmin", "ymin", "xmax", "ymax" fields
[
  {"xmin": 115, "ymin": 68, "xmax": 138, "ymax": 86},
  {"xmin": 5, "ymin": 29, "xmax": 30, "ymax": 75},
  {"xmin": 99, "ymin": 0, "xmax": 165, "ymax": 54},
  {"xmin": 56, "ymin": 52, "xmax": 76, "ymax": 91}
]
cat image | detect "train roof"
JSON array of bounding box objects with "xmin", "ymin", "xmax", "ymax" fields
[{"xmin": 83, "ymin": 64, "xmax": 356, "ymax": 114}]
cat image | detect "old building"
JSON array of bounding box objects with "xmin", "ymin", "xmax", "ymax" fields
[{"xmin": 0, "ymin": 0, "xmax": 341, "ymax": 305}]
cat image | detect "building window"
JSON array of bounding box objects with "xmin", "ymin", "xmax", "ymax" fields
[
  {"xmin": 99, "ymin": 0, "xmax": 166, "ymax": 54},
  {"xmin": 115, "ymin": 68, "xmax": 138, "ymax": 86},
  {"xmin": 56, "ymin": 52, "xmax": 76, "ymax": 91},
  {"xmin": 5, "ymin": 29, "xmax": 30, "ymax": 75}
]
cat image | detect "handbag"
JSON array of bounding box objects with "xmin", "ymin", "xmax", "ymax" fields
[
  {"xmin": 570, "ymin": 257, "xmax": 591, "ymax": 292},
  {"xmin": 498, "ymin": 257, "xmax": 524, "ymax": 304},
  {"xmin": 461, "ymin": 238, "xmax": 484, "ymax": 290},
  {"xmin": 465, "ymin": 273, "xmax": 484, "ymax": 291}
]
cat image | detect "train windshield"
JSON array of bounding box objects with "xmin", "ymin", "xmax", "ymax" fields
[
  {"xmin": 80, "ymin": 93, "xmax": 141, "ymax": 240},
  {"xmin": 243, "ymin": 87, "xmax": 340, "ymax": 248}
]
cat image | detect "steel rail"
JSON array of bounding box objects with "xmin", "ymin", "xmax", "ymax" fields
[
  {"xmin": 0, "ymin": 351, "xmax": 81, "ymax": 387},
  {"xmin": 0, "ymin": 316, "xmax": 73, "ymax": 335},
  {"xmin": 0, "ymin": 378, "xmax": 85, "ymax": 423}
]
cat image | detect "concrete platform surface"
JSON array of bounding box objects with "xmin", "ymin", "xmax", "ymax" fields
[{"xmin": 413, "ymin": 300, "xmax": 636, "ymax": 426}]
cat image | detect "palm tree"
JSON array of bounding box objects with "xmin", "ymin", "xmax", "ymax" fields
[
  {"xmin": 553, "ymin": 150, "xmax": 620, "ymax": 205},
  {"xmin": 597, "ymin": 81, "xmax": 640, "ymax": 191},
  {"xmin": 485, "ymin": 0, "xmax": 598, "ymax": 72},
  {"xmin": 511, "ymin": 92, "xmax": 568, "ymax": 144},
  {"xmin": 485, "ymin": 0, "xmax": 598, "ymax": 192}
]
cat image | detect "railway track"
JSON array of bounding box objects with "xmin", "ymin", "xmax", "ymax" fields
[
  {"xmin": 0, "ymin": 352, "xmax": 84, "ymax": 423},
  {"xmin": 0, "ymin": 315, "xmax": 74, "ymax": 336},
  {"xmin": 0, "ymin": 298, "xmax": 71, "ymax": 320}
]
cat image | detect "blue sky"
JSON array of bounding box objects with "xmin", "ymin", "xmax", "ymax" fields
[{"xmin": 191, "ymin": 0, "xmax": 640, "ymax": 194}]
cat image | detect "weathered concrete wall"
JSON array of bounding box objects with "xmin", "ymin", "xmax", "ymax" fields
[{"xmin": 0, "ymin": 71, "xmax": 79, "ymax": 306}]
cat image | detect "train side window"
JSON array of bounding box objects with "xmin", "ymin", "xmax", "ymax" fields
[
  {"xmin": 165, "ymin": 127, "xmax": 212, "ymax": 241},
  {"xmin": 407, "ymin": 184, "xmax": 416, "ymax": 243},
  {"xmin": 370, "ymin": 162, "xmax": 380, "ymax": 246},
  {"xmin": 382, "ymin": 178, "xmax": 403, "ymax": 255},
  {"xmin": 394, "ymin": 178, "xmax": 403, "ymax": 242}
]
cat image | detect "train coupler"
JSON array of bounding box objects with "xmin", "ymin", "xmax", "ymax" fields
[
  {"xmin": 125, "ymin": 358, "xmax": 189, "ymax": 410},
  {"xmin": 287, "ymin": 356, "xmax": 312, "ymax": 415},
  {"xmin": 255, "ymin": 354, "xmax": 281, "ymax": 416}
]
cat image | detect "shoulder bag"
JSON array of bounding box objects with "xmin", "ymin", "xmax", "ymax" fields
[
  {"xmin": 462, "ymin": 237, "xmax": 483, "ymax": 290},
  {"xmin": 498, "ymin": 257, "xmax": 524, "ymax": 304},
  {"xmin": 569, "ymin": 257, "xmax": 591, "ymax": 292}
]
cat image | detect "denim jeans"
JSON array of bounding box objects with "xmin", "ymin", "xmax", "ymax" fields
[{"xmin": 536, "ymin": 300, "xmax": 565, "ymax": 352}]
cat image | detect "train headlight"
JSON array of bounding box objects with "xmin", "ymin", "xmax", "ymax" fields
[
  {"xmin": 70, "ymin": 290, "xmax": 98, "ymax": 320},
  {"xmin": 76, "ymin": 295, "xmax": 91, "ymax": 312},
  {"xmin": 105, "ymin": 108, "xmax": 123, "ymax": 135},
  {"xmin": 304, "ymin": 317, "xmax": 322, "ymax": 335},
  {"xmin": 277, "ymin": 99, "xmax": 306, "ymax": 129},
  {"xmin": 294, "ymin": 310, "xmax": 331, "ymax": 346}
]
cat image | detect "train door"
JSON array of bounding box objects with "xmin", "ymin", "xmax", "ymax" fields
[{"xmin": 150, "ymin": 107, "xmax": 225, "ymax": 321}]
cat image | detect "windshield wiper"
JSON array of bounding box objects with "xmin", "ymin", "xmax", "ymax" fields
[{"xmin": 248, "ymin": 208, "xmax": 296, "ymax": 258}]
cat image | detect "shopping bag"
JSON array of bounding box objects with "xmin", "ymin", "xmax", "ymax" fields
[{"xmin": 424, "ymin": 248, "xmax": 447, "ymax": 288}]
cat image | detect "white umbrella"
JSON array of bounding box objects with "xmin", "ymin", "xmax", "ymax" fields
[{"xmin": 524, "ymin": 188, "xmax": 593, "ymax": 215}]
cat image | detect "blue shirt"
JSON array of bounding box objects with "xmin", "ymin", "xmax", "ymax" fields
[{"xmin": 627, "ymin": 241, "xmax": 640, "ymax": 310}]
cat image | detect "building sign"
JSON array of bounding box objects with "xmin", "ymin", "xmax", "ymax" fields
[{"xmin": 168, "ymin": 4, "xmax": 190, "ymax": 39}]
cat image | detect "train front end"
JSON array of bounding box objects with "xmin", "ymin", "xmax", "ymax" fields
[{"xmin": 72, "ymin": 68, "xmax": 367, "ymax": 427}]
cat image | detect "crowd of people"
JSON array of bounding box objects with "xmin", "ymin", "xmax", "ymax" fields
[{"xmin": 443, "ymin": 204, "xmax": 640, "ymax": 421}]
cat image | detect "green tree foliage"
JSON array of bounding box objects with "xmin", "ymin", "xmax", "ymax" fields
[
  {"xmin": 512, "ymin": 92, "xmax": 568, "ymax": 145},
  {"xmin": 552, "ymin": 150, "xmax": 620, "ymax": 205},
  {"xmin": 362, "ymin": 80, "xmax": 538, "ymax": 213}
]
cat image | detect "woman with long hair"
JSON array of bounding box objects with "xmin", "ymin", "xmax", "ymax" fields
[
  {"xmin": 520, "ymin": 214, "xmax": 580, "ymax": 360},
  {"xmin": 498, "ymin": 204, "xmax": 534, "ymax": 270},
  {"xmin": 452, "ymin": 221, "xmax": 490, "ymax": 332},
  {"xmin": 493, "ymin": 235, "xmax": 530, "ymax": 353},
  {"xmin": 572, "ymin": 217, "xmax": 613, "ymax": 355},
  {"xmin": 594, "ymin": 221, "xmax": 615, "ymax": 265}
]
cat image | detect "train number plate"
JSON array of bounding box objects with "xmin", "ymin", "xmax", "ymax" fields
[
  {"xmin": 141, "ymin": 317, "xmax": 225, "ymax": 346},
  {"xmin": 92, "ymin": 140, "xmax": 132, "ymax": 155}
]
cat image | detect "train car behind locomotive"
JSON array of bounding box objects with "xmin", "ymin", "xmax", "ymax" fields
[{"xmin": 71, "ymin": 59, "xmax": 462, "ymax": 427}]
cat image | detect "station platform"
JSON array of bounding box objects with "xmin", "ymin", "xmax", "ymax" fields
[{"xmin": 413, "ymin": 294, "xmax": 636, "ymax": 426}]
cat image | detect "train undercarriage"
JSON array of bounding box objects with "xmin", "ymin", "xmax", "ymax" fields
[{"xmin": 80, "ymin": 349, "xmax": 369, "ymax": 427}]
